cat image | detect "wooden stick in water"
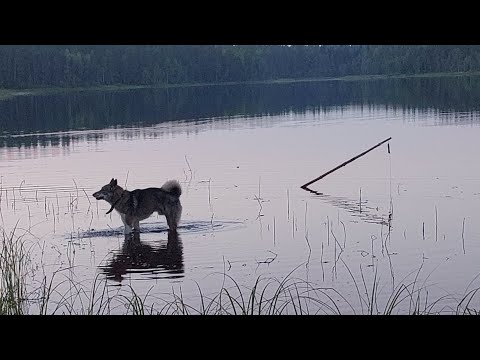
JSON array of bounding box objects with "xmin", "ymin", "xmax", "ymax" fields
[{"xmin": 300, "ymin": 137, "xmax": 392, "ymax": 189}]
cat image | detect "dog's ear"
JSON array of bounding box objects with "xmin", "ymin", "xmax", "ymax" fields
[
  {"xmin": 110, "ymin": 178, "xmax": 115, "ymax": 184},
  {"xmin": 112, "ymin": 179, "xmax": 117, "ymax": 187}
]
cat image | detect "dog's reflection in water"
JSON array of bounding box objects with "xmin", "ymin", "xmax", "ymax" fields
[{"xmin": 101, "ymin": 230, "xmax": 184, "ymax": 283}]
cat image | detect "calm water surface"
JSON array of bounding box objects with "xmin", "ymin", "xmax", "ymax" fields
[{"xmin": 2, "ymin": 77, "xmax": 480, "ymax": 314}]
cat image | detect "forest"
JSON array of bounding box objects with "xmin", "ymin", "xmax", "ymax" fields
[{"xmin": 0, "ymin": 45, "xmax": 479, "ymax": 89}]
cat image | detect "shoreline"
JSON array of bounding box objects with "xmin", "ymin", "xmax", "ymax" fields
[{"xmin": 1, "ymin": 70, "xmax": 479, "ymax": 100}]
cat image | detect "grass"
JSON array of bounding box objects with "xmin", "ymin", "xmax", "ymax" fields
[
  {"xmin": 1, "ymin": 226, "xmax": 480, "ymax": 315},
  {"xmin": 0, "ymin": 222, "xmax": 28, "ymax": 314},
  {"xmin": 2, "ymin": 70, "xmax": 480, "ymax": 101},
  {"xmin": 1, "ymin": 221, "xmax": 480, "ymax": 315}
]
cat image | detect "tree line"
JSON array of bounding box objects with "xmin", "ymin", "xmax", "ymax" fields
[{"xmin": 1, "ymin": 45, "xmax": 479, "ymax": 89}]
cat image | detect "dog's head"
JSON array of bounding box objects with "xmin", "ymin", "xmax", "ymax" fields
[{"xmin": 92, "ymin": 178, "xmax": 118, "ymax": 202}]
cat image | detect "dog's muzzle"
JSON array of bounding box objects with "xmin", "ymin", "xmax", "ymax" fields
[{"xmin": 92, "ymin": 191, "xmax": 104, "ymax": 200}]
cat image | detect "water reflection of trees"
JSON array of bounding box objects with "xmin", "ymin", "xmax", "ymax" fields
[
  {"xmin": 2, "ymin": 76, "xmax": 480, "ymax": 148},
  {"xmin": 100, "ymin": 230, "xmax": 184, "ymax": 283}
]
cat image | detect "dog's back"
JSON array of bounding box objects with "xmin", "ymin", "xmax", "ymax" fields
[{"xmin": 128, "ymin": 180, "xmax": 182, "ymax": 230}]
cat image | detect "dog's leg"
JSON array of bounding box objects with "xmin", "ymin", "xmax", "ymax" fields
[
  {"xmin": 125, "ymin": 214, "xmax": 139, "ymax": 234},
  {"xmin": 166, "ymin": 203, "xmax": 181, "ymax": 231},
  {"xmin": 133, "ymin": 220, "xmax": 140, "ymax": 232},
  {"xmin": 165, "ymin": 212, "xmax": 177, "ymax": 231},
  {"xmin": 124, "ymin": 224, "xmax": 133, "ymax": 234},
  {"xmin": 122, "ymin": 213, "xmax": 135, "ymax": 234},
  {"xmin": 175, "ymin": 203, "xmax": 182, "ymax": 228},
  {"xmin": 120, "ymin": 213, "xmax": 132, "ymax": 234}
]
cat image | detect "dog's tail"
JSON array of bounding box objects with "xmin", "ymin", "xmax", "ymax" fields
[{"xmin": 161, "ymin": 179, "xmax": 182, "ymax": 197}]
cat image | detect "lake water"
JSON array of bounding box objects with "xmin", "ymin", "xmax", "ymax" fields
[{"xmin": 2, "ymin": 76, "xmax": 480, "ymax": 314}]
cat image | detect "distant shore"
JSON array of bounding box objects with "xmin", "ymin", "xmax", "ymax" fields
[{"xmin": 1, "ymin": 71, "xmax": 479, "ymax": 101}]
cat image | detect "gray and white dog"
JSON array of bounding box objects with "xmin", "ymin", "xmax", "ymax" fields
[{"xmin": 93, "ymin": 178, "xmax": 182, "ymax": 233}]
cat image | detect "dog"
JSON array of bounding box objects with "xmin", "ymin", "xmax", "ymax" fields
[{"xmin": 93, "ymin": 178, "xmax": 182, "ymax": 234}]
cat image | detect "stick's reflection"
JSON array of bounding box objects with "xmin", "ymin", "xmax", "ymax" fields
[
  {"xmin": 101, "ymin": 230, "xmax": 184, "ymax": 282},
  {"xmin": 302, "ymin": 186, "xmax": 391, "ymax": 227}
]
